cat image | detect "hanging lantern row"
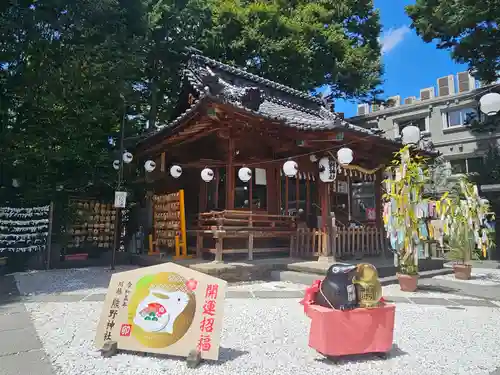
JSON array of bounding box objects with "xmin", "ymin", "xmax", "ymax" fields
[
  {"xmin": 112, "ymin": 151, "xmax": 157, "ymax": 173},
  {"xmin": 115, "ymin": 147, "xmax": 354, "ymax": 183}
]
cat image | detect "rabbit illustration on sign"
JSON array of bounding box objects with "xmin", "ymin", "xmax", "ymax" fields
[{"xmin": 133, "ymin": 289, "xmax": 190, "ymax": 334}]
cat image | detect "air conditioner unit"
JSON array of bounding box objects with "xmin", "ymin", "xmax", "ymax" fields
[
  {"xmin": 357, "ymin": 103, "xmax": 369, "ymax": 116},
  {"xmin": 386, "ymin": 95, "xmax": 401, "ymax": 107},
  {"xmin": 420, "ymin": 87, "xmax": 435, "ymax": 101},
  {"xmin": 403, "ymin": 96, "xmax": 417, "ymax": 105},
  {"xmin": 457, "ymin": 71, "xmax": 476, "ymax": 93},
  {"xmin": 437, "ymin": 75, "xmax": 455, "ymax": 96},
  {"xmin": 371, "ymin": 103, "xmax": 382, "ymax": 112}
]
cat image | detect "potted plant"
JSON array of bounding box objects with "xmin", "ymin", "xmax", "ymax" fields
[
  {"xmin": 438, "ymin": 176, "xmax": 492, "ymax": 280},
  {"xmin": 383, "ymin": 145, "xmax": 429, "ymax": 292}
]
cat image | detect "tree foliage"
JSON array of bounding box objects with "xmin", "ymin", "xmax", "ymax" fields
[
  {"xmin": 205, "ymin": 0, "xmax": 383, "ymax": 99},
  {"xmin": 0, "ymin": 0, "xmax": 384, "ymax": 204},
  {"xmin": 405, "ymin": 0, "xmax": 500, "ymax": 83}
]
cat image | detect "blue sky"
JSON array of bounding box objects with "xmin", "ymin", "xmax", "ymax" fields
[{"xmin": 332, "ymin": 0, "xmax": 469, "ymax": 118}]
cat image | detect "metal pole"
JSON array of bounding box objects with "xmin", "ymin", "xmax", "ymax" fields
[{"xmin": 111, "ymin": 97, "xmax": 126, "ymax": 270}]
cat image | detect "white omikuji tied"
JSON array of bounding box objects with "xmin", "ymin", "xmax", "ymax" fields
[
  {"xmin": 201, "ymin": 167, "xmax": 214, "ymax": 182},
  {"xmin": 238, "ymin": 167, "xmax": 252, "ymax": 182},
  {"xmin": 0, "ymin": 206, "xmax": 50, "ymax": 253},
  {"xmin": 112, "ymin": 160, "xmax": 120, "ymax": 170},
  {"xmin": 170, "ymin": 165, "xmax": 182, "ymax": 178},
  {"xmin": 283, "ymin": 160, "xmax": 298, "ymax": 177}
]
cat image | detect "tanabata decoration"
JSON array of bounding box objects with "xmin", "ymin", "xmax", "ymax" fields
[{"xmin": 0, "ymin": 206, "xmax": 50, "ymax": 252}]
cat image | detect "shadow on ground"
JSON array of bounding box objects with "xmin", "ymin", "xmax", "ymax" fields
[
  {"xmin": 3, "ymin": 266, "xmax": 138, "ymax": 297},
  {"xmin": 315, "ymin": 344, "xmax": 407, "ymax": 365},
  {"xmin": 417, "ymin": 284, "xmax": 459, "ymax": 295},
  {"xmin": 120, "ymin": 347, "xmax": 248, "ymax": 366}
]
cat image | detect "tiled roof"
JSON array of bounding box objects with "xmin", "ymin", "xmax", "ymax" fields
[{"xmin": 152, "ymin": 50, "xmax": 397, "ymax": 141}]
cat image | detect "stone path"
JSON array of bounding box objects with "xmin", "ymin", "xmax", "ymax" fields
[
  {"xmin": 0, "ymin": 276, "xmax": 56, "ymax": 375},
  {"xmin": 10, "ymin": 289, "xmax": 500, "ymax": 308}
]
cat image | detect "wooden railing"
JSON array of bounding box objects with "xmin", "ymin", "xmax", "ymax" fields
[
  {"xmin": 290, "ymin": 227, "xmax": 388, "ymax": 259},
  {"xmin": 194, "ymin": 210, "xmax": 296, "ymax": 261}
]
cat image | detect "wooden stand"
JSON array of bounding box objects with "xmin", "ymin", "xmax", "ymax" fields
[{"xmin": 305, "ymin": 303, "xmax": 395, "ymax": 360}]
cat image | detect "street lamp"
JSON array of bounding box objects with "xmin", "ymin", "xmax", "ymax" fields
[
  {"xmin": 479, "ymin": 92, "xmax": 500, "ymax": 116},
  {"xmin": 401, "ymin": 125, "xmax": 421, "ymax": 145}
]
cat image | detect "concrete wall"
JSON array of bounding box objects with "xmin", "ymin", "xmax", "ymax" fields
[{"xmin": 349, "ymin": 87, "xmax": 500, "ymax": 191}]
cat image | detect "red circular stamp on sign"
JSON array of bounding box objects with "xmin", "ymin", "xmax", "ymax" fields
[
  {"xmin": 185, "ymin": 279, "xmax": 198, "ymax": 291},
  {"xmin": 120, "ymin": 324, "xmax": 132, "ymax": 337}
]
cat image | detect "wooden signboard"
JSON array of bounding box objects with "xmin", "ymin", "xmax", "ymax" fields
[
  {"xmin": 95, "ymin": 263, "xmax": 227, "ymax": 360},
  {"xmin": 151, "ymin": 190, "xmax": 189, "ymax": 258}
]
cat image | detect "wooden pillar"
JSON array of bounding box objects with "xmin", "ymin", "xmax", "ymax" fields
[
  {"xmin": 267, "ymin": 166, "xmax": 278, "ymax": 214},
  {"xmin": 226, "ymin": 137, "xmax": 235, "ymax": 209},
  {"xmin": 320, "ymin": 182, "xmax": 328, "ymax": 231},
  {"xmin": 347, "ymin": 175, "xmax": 352, "ymax": 222},
  {"xmin": 199, "ymin": 173, "xmax": 207, "ymax": 213}
]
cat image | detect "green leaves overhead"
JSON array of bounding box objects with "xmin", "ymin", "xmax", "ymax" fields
[
  {"xmin": 1, "ymin": 0, "xmax": 384, "ymax": 203},
  {"xmin": 406, "ymin": 0, "xmax": 500, "ymax": 83},
  {"xmin": 205, "ymin": 0, "xmax": 383, "ymax": 99}
]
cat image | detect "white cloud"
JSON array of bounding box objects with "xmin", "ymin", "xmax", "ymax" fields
[{"xmin": 379, "ymin": 26, "xmax": 410, "ymax": 54}]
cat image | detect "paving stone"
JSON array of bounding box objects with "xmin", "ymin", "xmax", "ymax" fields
[
  {"xmin": 0, "ymin": 302, "xmax": 25, "ymax": 315},
  {"xmin": 83, "ymin": 293, "xmax": 107, "ymax": 302},
  {"xmin": 408, "ymin": 297, "xmax": 454, "ymax": 306},
  {"xmin": 24, "ymin": 294, "xmax": 85, "ymax": 303},
  {"xmin": 1, "ymin": 349, "xmax": 54, "ymax": 375},
  {"xmin": 383, "ymin": 296, "xmax": 411, "ymax": 304},
  {"xmin": 253, "ymin": 290, "xmax": 303, "ymax": 299},
  {"xmin": 448, "ymin": 298, "xmax": 499, "ymax": 308},
  {"xmin": 0, "ymin": 311, "xmax": 30, "ymax": 331},
  {"xmin": 0, "ymin": 327, "xmax": 42, "ymax": 356},
  {"xmin": 226, "ymin": 290, "xmax": 254, "ymax": 299}
]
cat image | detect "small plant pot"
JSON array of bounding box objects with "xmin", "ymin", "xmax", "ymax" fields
[
  {"xmin": 453, "ymin": 264, "xmax": 472, "ymax": 280},
  {"xmin": 397, "ymin": 273, "xmax": 419, "ymax": 292}
]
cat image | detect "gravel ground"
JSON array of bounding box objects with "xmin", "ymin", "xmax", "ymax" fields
[
  {"xmin": 14, "ymin": 266, "xmax": 488, "ymax": 301},
  {"xmin": 13, "ymin": 266, "xmax": 138, "ymax": 296},
  {"xmin": 381, "ymin": 284, "xmax": 482, "ymax": 300},
  {"xmin": 25, "ymin": 298, "xmax": 500, "ymax": 375},
  {"xmin": 432, "ymin": 269, "xmax": 500, "ymax": 286}
]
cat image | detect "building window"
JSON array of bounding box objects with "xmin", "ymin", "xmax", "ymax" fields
[
  {"xmin": 444, "ymin": 108, "xmax": 475, "ymax": 128},
  {"xmin": 449, "ymin": 157, "xmax": 483, "ymax": 174}
]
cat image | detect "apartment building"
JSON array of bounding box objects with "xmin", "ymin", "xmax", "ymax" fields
[{"xmin": 348, "ymin": 72, "xmax": 500, "ymax": 180}]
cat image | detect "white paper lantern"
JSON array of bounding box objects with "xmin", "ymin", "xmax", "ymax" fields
[
  {"xmin": 283, "ymin": 160, "xmax": 298, "ymax": 177},
  {"xmin": 337, "ymin": 147, "xmax": 354, "ymax": 165},
  {"xmin": 170, "ymin": 165, "xmax": 182, "ymax": 178},
  {"xmin": 112, "ymin": 160, "xmax": 120, "ymax": 170},
  {"xmin": 401, "ymin": 125, "xmax": 421, "ymax": 145},
  {"xmin": 318, "ymin": 157, "xmax": 337, "ymax": 182},
  {"xmin": 122, "ymin": 152, "xmax": 133, "ymax": 164},
  {"xmin": 201, "ymin": 168, "xmax": 214, "ymax": 182},
  {"xmin": 479, "ymin": 92, "xmax": 500, "ymax": 116},
  {"xmin": 144, "ymin": 160, "xmax": 156, "ymax": 172},
  {"xmin": 238, "ymin": 167, "xmax": 252, "ymax": 182},
  {"xmin": 12, "ymin": 179, "xmax": 20, "ymax": 188}
]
